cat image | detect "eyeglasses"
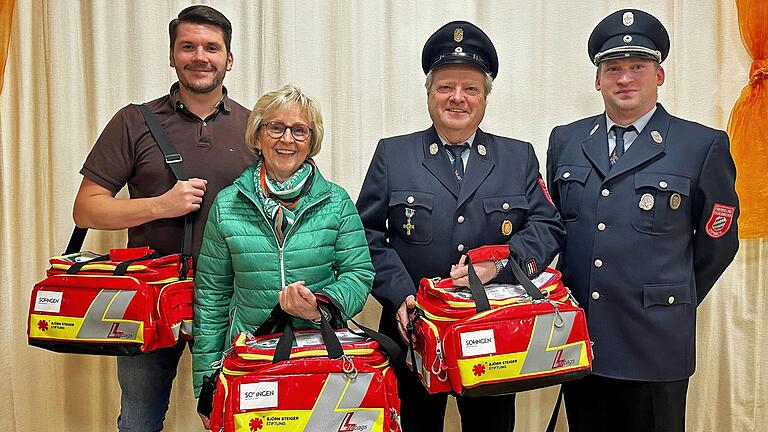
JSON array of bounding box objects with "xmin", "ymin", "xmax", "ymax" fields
[{"xmin": 259, "ymin": 122, "xmax": 312, "ymax": 142}]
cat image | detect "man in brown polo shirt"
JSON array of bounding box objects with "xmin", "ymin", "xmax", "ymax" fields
[{"xmin": 72, "ymin": 5, "xmax": 254, "ymax": 431}]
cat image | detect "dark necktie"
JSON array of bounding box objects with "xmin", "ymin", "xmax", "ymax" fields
[
  {"xmin": 445, "ymin": 143, "xmax": 469, "ymax": 182},
  {"xmin": 609, "ymin": 125, "xmax": 635, "ymax": 166}
]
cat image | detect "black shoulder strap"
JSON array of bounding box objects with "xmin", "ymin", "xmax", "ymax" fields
[
  {"xmin": 136, "ymin": 104, "xmax": 193, "ymax": 277},
  {"xmin": 136, "ymin": 104, "xmax": 188, "ymax": 181},
  {"xmin": 64, "ymin": 104, "xmax": 194, "ymax": 279}
]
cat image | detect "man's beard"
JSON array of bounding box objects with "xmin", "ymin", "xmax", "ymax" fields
[{"xmin": 178, "ymin": 64, "xmax": 226, "ymax": 94}]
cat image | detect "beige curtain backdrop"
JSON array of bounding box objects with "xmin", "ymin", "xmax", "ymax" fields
[{"xmin": 1, "ymin": 1, "xmax": 764, "ymax": 431}]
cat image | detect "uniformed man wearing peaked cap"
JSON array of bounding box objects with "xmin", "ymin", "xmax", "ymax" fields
[
  {"xmin": 546, "ymin": 9, "xmax": 738, "ymax": 432},
  {"xmin": 358, "ymin": 20, "xmax": 564, "ymax": 432}
]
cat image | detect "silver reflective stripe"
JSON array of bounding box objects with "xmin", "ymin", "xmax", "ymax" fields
[
  {"xmin": 519, "ymin": 311, "xmax": 582, "ymax": 374},
  {"xmin": 303, "ymin": 373, "xmax": 380, "ymax": 430},
  {"xmin": 76, "ymin": 289, "xmax": 141, "ymax": 340}
]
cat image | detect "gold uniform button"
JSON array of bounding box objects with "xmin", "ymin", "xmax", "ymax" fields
[
  {"xmin": 668, "ymin": 296, "xmax": 675, "ymax": 304},
  {"xmin": 659, "ymin": 181, "xmax": 668, "ymax": 189},
  {"xmin": 591, "ymin": 291, "xmax": 600, "ymax": 300},
  {"xmin": 594, "ymin": 259, "xmax": 603, "ymax": 268},
  {"xmin": 601, "ymin": 189, "xmax": 610, "ymax": 197},
  {"xmin": 597, "ymin": 223, "xmax": 606, "ymax": 231},
  {"xmin": 457, "ymin": 244, "xmax": 465, "ymax": 252},
  {"xmin": 457, "ymin": 215, "xmax": 465, "ymax": 224},
  {"xmin": 502, "ymin": 202, "xmax": 510, "ymax": 211},
  {"xmin": 407, "ymin": 196, "xmax": 415, "ymax": 204},
  {"xmin": 563, "ymin": 172, "xmax": 571, "ymax": 179}
]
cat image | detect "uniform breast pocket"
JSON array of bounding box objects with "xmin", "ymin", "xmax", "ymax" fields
[
  {"xmin": 482, "ymin": 195, "xmax": 528, "ymax": 244},
  {"xmin": 389, "ymin": 190, "xmax": 434, "ymax": 245},
  {"xmin": 632, "ymin": 173, "xmax": 691, "ymax": 235},
  {"xmin": 553, "ymin": 165, "xmax": 591, "ymax": 222}
]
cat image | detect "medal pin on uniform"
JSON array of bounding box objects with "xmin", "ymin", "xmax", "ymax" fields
[
  {"xmin": 403, "ymin": 208, "xmax": 416, "ymax": 235},
  {"xmin": 639, "ymin": 193, "xmax": 655, "ymax": 211},
  {"xmin": 501, "ymin": 220, "xmax": 513, "ymax": 236},
  {"xmin": 669, "ymin": 193, "xmax": 682, "ymax": 210},
  {"xmin": 429, "ymin": 142, "xmax": 439, "ymax": 155},
  {"xmin": 477, "ymin": 144, "xmax": 487, "ymax": 156}
]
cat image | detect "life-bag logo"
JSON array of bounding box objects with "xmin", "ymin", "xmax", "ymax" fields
[
  {"xmin": 240, "ymin": 382, "xmax": 278, "ymax": 410},
  {"xmin": 552, "ymin": 349, "xmax": 575, "ymax": 368},
  {"xmin": 34, "ymin": 290, "xmax": 63, "ymax": 313},
  {"xmin": 460, "ymin": 329, "xmax": 496, "ymax": 357},
  {"xmin": 337, "ymin": 412, "xmax": 370, "ymax": 432}
]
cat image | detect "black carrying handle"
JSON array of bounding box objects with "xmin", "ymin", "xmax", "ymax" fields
[
  {"xmin": 272, "ymin": 307, "xmax": 344, "ymax": 363},
  {"xmin": 254, "ymin": 294, "xmax": 404, "ymax": 366},
  {"xmin": 65, "ymin": 251, "xmax": 159, "ymax": 276},
  {"xmin": 466, "ymin": 254, "xmax": 546, "ymax": 314}
]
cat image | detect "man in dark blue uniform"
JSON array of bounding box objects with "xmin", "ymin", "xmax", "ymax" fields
[
  {"xmin": 546, "ymin": 9, "xmax": 739, "ymax": 432},
  {"xmin": 357, "ymin": 21, "xmax": 565, "ymax": 432}
]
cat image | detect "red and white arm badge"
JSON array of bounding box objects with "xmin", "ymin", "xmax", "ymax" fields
[
  {"xmin": 705, "ymin": 203, "xmax": 736, "ymax": 238},
  {"xmin": 537, "ymin": 176, "xmax": 555, "ymax": 207}
]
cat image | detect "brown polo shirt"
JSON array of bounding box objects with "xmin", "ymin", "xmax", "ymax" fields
[{"xmin": 81, "ymin": 83, "xmax": 256, "ymax": 262}]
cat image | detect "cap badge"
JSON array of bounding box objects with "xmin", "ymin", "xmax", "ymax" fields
[
  {"xmin": 639, "ymin": 193, "xmax": 655, "ymax": 211},
  {"xmin": 651, "ymin": 130, "xmax": 663, "ymax": 143},
  {"xmin": 501, "ymin": 220, "xmax": 513, "ymax": 236},
  {"xmin": 623, "ymin": 11, "xmax": 634, "ymax": 26},
  {"xmin": 623, "ymin": 35, "xmax": 633, "ymax": 43},
  {"xmin": 454, "ymin": 28, "xmax": 464, "ymax": 43},
  {"xmin": 590, "ymin": 124, "xmax": 600, "ymax": 136},
  {"xmin": 670, "ymin": 193, "xmax": 682, "ymax": 210},
  {"xmin": 429, "ymin": 142, "xmax": 439, "ymax": 155},
  {"xmin": 455, "ymin": 46, "xmax": 464, "ymax": 53},
  {"xmin": 477, "ymin": 144, "xmax": 487, "ymax": 156}
]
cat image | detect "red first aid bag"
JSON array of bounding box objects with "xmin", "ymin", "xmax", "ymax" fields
[
  {"xmin": 27, "ymin": 106, "xmax": 199, "ymax": 355},
  {"xmin": 408, "ymin": 245, "xmax": 593, "ymax": 396},
  {"xmin": 205, "ymin": 299, "xmax": 403, "ymax": 432},
  {"xmin": 27, "ymin": 230, "xmax": 194, "ymax": 356}
]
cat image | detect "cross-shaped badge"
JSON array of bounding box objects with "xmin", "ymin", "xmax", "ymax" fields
[{"xmin": 403, "ymin": 208, "xmax": 416, "ymax": 235}]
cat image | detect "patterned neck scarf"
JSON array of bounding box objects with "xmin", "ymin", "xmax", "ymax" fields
[{"xmin": 253, "ymin": 158, "xmax": 314, "ymax": 245}]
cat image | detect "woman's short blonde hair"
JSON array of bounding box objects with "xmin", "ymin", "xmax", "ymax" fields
[{"xmin": 245, "ymin": 84, "xmax": 324, "ymax": 158}]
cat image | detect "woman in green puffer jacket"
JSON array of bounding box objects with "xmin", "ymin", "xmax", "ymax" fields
[{"xmin": 192, "ymin": 85, "xmax": 374, "ymax": 416}]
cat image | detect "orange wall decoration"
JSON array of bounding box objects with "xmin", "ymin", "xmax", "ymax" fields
[
  {"xmin": 728, "ymin": 0, "xmax": 768, "ymax": 238},
  {"xmin": 0, "ymin": 0, "xmax": 14, "ymax": 93}
]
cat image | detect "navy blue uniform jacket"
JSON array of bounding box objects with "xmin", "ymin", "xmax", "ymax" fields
[
  {"xmin": 546, "ymin": 104, "xmax": 739, "ymax": 381},
  {"xmin": 357, "ymin": 126, "xmax": 565, "ymax": 339}
]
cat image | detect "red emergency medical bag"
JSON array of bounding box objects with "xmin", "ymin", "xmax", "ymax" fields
[
  {"xmin": 27, "ymin": 104, "xmax": 195, "ymax": 355},
  {"xmin": 205, "ymin": 299, "xmax": 403, "ymax": 432},
  {"xmin": 408, "ymin": 245, "xmax": 593, "ymax": 397},
  {"xmin": 27, "ymin": 239, "xmax": 194, "ymax": 356}
]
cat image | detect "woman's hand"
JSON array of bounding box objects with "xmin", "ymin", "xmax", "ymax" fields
[
  {"xmin": 198, "ymin": 413, "xmax": 211, "ymax": 430},
  {"xmin": 449, "ymin": 255, "xmax": 497, "ymax": 287},
  {"xmin": 278, "ymin": 281, "xmax": 322, "ymax": 320}
]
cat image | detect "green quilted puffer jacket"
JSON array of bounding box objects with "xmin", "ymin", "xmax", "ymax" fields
[{"xmin": 192, "ymin": 164, "xmax": 374, "ymax": 396}]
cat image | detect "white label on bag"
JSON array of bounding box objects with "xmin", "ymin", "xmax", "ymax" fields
[
  {"xmin": 240, "ymin": 382, "xmax": 278, "ymax": 410},
  {"xmin": 295, "ymin": 332, "xmax": 324, "ymax": 347},
  {"xmin": 34, "ymin": 291, "xmax": 63, "ymax": 313},
  {"xmin": 460, "ymin": 329, "xmax": 496, "ymax": 357},
  {"xmin": 531, "ymin": 271, "xmax": 554, "ymax": 287}
]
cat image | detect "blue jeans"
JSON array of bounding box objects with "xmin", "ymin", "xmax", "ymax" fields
[{"xmin": 116, "ymin": 340, "xmax": 187, "ymax": 432}]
